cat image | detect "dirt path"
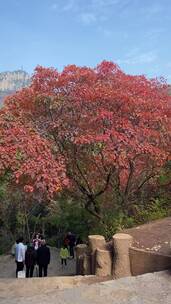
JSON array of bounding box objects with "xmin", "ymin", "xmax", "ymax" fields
[{"xmin": 0, "ymin": 247, "xmax": 76, "ymax": 278}]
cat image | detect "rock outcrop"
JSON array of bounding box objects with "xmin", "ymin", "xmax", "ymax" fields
[{"xmin": 0, "ymin": 70, "xmax": 30, "ymax": 105}]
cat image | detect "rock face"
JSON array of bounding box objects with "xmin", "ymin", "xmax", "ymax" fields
[
  {"xmin": 0, "ymin": 70, "xmax": 30, "ymax": 105},
  {"xmin": 0, "ymin": 70, "xmax": 30, "ymax": 92}
]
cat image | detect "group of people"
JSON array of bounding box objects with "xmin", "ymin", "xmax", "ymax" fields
[
  {"xmin": 14, "ymin": 234, "xmax": 50, "ymax": 278},
  {"xmin": 13, "ymin": 231, "xmax": 81, "ymax": 278}
]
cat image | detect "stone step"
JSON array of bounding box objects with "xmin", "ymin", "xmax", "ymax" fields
[
  {"xmin": 0, "ymin": 271, "xmax": 171, "ymax": 304},
  {"xmin": 0, "ymin": 274, "xmax": 112, "ymax": 298}
]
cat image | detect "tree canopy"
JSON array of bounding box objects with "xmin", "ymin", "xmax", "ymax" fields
[{"xmin": 1, "ymin": 61, "xmax": 171, "ymax": 219}]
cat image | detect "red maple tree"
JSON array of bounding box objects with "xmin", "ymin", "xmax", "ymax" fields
[{"xmin": 1, "ymin": 61, "xmax": 171, "ymax": 219}]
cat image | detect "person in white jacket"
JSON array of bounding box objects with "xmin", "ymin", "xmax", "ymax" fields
[{"xmin": 15, "ymin": 237, "xmax": 26, "ymax": 278}]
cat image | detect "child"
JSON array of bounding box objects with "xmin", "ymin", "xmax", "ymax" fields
[{"xmin": 60, "ymin": 244, "xmax": 69, "ymax": 266}]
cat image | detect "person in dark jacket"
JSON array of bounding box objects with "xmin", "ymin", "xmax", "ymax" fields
[
  {"xmin": 67, "ymin": 232, "xmax": 76, "ymax": 258},
  {"xmin": 25, "ymin": 245, "xmax": 37, "ymax": 278},
  {"xmin": 37, "ymin": 239, "xmax": 50, "ymax": 277}
]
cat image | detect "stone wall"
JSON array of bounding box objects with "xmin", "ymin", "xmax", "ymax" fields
[
  {"xmin": 130, "ymin": 247, "xmax": 171, "ymax": 276},
  {"xmin": 76, "ymin": 233, "xmax": 171, "ymax": 279},
  {"xmin": 76, "ymin": 233, "xmax": 132, "ymax": 278}
]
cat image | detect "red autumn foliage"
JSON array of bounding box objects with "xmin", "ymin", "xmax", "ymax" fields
[
  {"xmin": 0, "ymin": 108, "xmax": 68, "ymax": 198},
  {"xmin": 1, "ymin": 61, "xmax": 171, "ymax": 215}
]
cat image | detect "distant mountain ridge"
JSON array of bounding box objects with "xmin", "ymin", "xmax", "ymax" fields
[{"xmin": 0, "ymin": 70, "xmax": 30, "ymax": 105}]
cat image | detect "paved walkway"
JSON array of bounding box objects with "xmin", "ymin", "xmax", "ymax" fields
[
  {"xmin": 0, "ymin": 247, "xmax": 76, "ymax": 278},
  {"xmin": 0, "ymin": 271, "xmax": 171, "ymax": 303}
]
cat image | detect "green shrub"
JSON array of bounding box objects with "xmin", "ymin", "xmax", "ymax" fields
[
  {"xmin": 89, "ymin": 212, "xmax": 135, "ymax": 240},
  {"xmin": 135, "ymin": 198, "xmax": 168, "ymax": 223}
]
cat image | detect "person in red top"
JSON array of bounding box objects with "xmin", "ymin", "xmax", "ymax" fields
[
  {"xmin": 32, "ymin": 233, "xmax": 41, "ymax": 251},
  {"xmin": 63, "ymin": 235, "xmax": 70, "ymax": 247}
]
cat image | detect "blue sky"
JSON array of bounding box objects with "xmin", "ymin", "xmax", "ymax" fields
[{"xmin": 0, "ymin": 0, "xmax": 171, "ymax": 82}]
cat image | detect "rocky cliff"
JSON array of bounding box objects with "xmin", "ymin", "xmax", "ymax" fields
[{"xmin": 0, "ymin": 70, "xmax": 30, "ymax": 105}]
